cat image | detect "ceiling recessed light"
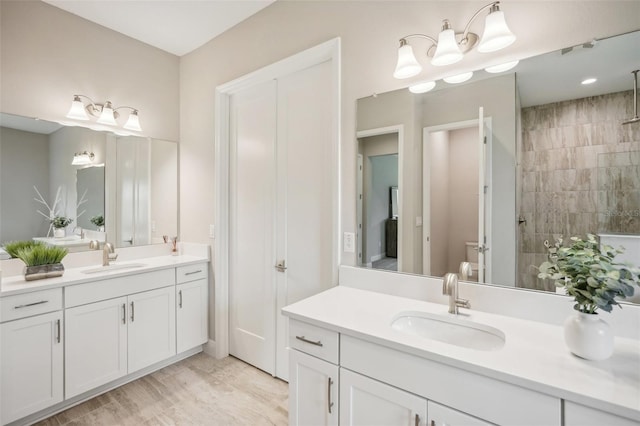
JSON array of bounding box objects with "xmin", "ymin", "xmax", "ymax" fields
[
  {"xmin": 443, "ymin": 72, "xmax": 473, "ymax": 84},
  {"xmin": 581, "ymin": 78, "xmax": 597, "ymax": 85},
  {"xmin": 409, "ymin": 81, "xmax": 436, "ymax": 94}
]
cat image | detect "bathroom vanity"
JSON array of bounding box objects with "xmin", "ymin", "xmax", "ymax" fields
[
  {"xmin": 283, "ymin": 285, "xmax": 640, "ymax": 426},
  {"xmin": 0, "ymin": 252, "xmax": 209, "ymax": 426}
]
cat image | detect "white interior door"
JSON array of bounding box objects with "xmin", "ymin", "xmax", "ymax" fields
[
  {"xmin": 275, "ymin": 60, "xmax": 334, "ymax": 380},
  {"xmin": 229, "ymin": 79, "xmax": 278, "ymax": 375}
]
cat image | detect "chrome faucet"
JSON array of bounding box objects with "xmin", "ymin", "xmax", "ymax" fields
[
  {"xmin": 442, "ymin": 273, "xmax": 471, "ymax": 314},
  {"xmin": 102, "ymin": 242, "xmax": 118, "ymax": 266}
]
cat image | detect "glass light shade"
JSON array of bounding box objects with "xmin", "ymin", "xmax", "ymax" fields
[
  {"xmin": 431, "ymin": 29, "xmax": 463, "ymax": 66},
  {"xmin": 123, "ymin": 110, "xmax": 142, "ymax": 131},
  {"xmin": 394, "ymin": 43, "xmax": 422, "ymax": 79},
  {"xmin": 97, "ymin": 102, "xmax": 118, "ymax": 126},
  {"xmin": 484, "ymin": 60, "xmax": 519, "ymax": 73},
  {"xmin": 66, "ymin": 97, "xmax": 90, "ymax": 120},
  {"xmin": 478, "ymin": 10, "xmax": 516, "ymax": 53},
  {"xmin": 409, "ymin": 81, "xmax": 436, "ymax": 94},
  {"xmin": 443, "ymin": 71, "xmax": 474, "ymax": 84},
  {"xmin": 71, "ymin": 151, "xmax": 94, "ymax": 166}
]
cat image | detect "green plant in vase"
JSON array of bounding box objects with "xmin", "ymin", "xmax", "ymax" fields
[
  {"xmin": 51, "ymin": 216, "xmax": 73, "ymax": 229},
  {"xmin": 90, "ymin": 215, "xmax": 105, "ymax": 230},
  {"xmin": 12, "ymin": 244, "xmax": 68, "ymax": 281},
  {"xmin": 538, "ymin": 234, "xmax": 640, "ymax": 360}
]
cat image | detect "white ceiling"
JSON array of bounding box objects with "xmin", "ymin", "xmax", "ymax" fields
[{"xmin": 42, "ymin": 0, "xmax": 275, "ymax": 56}]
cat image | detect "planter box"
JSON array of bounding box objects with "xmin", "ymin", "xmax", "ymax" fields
[{"xmin": 24, "ymin": 263, "xmax": 65, "ymax": 281}]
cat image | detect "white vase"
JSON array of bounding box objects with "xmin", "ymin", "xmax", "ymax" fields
[
  {"xmin": 53, "ymin": 228, "xmax": 65, "ymax": 238},
  {"xmin": 564, "ymin": 311, "xmax": 614, "ymax": 361}
]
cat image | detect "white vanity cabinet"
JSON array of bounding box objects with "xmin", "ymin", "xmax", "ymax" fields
[
  {"xmin": 340, "ymin": 368, "xmax": 427, "ymax": 426},
  {"xmin": 64, "ymin": 268, "xmax": 177, "ymax": 399},
  {"xmin": 65, "ymin": 296, "xmax": 128, "ymax": 398},
  {"xmin": 176, "ymin": 264, "xmax": 208, "ymax": 353},
  {"xmin": 0, "ymin": 290, "xmax": 64, "ymax": 425},
  {"xmin": 288, "ymin": 319, "xmax": 339, "ymax": 426}
]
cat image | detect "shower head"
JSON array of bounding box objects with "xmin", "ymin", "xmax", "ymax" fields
[{"xmin": 622, "ymin": 69, "xmax": 639, "ymax": 125}]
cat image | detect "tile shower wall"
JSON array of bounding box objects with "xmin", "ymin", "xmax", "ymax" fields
[{"xmin": 518, "ymin": 90, "xmax": 640, "ymax": 291}]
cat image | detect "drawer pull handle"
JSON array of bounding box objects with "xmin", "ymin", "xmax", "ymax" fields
[
  {"xmin": 185, "ymin": 270, "xmax": 202, "ymax": 276},
  {"xmin": 122, "ymin": 303, "xmax": 126, "ymax": 324},
  {"xmin": 296, "ymin": 335, "xmax": 323, "ymax": 347},
  {"xmin": 179, "ymin": 290, "xmax": 183, "ymax": 308},
  {"xmin": 14, "ymin": 300, "xmax": 48, "ymax": 309},
  {"xmin": 130, "ymin": 301, "xmax": 135, "ymax": 322},
  {"xmin": 56, "ymin": 319, "xmax": 61, "ymax": 343},
  {"xmin": 327, "ymin": 377, "xmax": 334, "ymax": 414}
]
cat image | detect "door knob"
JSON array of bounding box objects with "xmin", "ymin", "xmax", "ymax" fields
[{"xmin": 275, "ymin": 260, "xmax": 287, "ymax": 272}]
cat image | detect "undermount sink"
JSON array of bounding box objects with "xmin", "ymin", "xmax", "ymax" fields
[
  {"xmin": 81, "ymin": 263, "xmax": 146, "ymax": 274},
  {"xmin": 391, "ymin": 311, "xmax": 505, "ymax": 351}
]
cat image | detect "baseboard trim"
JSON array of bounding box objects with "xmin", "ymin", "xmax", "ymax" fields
[{"xmin": 203, "ymin": 339, "xmax": 217, "ymax": 357}]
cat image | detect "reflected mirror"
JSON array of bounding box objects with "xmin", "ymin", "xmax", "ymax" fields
[
  {"xmin": 0, "ymin": 113, "xmax": 178, "ymax": 253},
  {"xmin": 355, "ymin": 30, "xmax": 640, "ymax": 300}
]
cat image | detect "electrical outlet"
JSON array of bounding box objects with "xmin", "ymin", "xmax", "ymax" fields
[
  {"xmin": 343, "ymin": 232, "xmax": 355, "ymax": 253},
  {"xmin": 209, "ymin": 224, "xmax": 215, "ymax": 239}
]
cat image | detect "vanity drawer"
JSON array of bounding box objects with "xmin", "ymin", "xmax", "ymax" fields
[
  {"xmin": 289, "ymin": 319, "xmax": 339, "ymax": 364},
  {"xmin": 1, "ymin": 288, "xmax": 63, "ymax": 322},
  {"xmin": 176, "ymin": 263, "xmax": 208, "ymax": 284}
]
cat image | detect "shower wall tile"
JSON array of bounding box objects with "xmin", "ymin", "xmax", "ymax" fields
[{"xmin": 517, "ymin": 90, "xmax": 640, "ymax": 291}]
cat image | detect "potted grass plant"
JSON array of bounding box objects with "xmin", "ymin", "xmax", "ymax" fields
[
  {"xmin": 4, "ymin": 241, "xmax": 68, "ymax": 281},
  {"xmin": 538, "ymin": 234, "xmax": 640, "ymax": 360}
]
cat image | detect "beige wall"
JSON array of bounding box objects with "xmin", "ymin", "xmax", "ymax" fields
[
  {"xmin": 0, "ymin": 0, "xmax": 179, "ymax": 142},
  {"xmin": 179, "ymin": 1, "xmax": 640, "ymax": 265}
]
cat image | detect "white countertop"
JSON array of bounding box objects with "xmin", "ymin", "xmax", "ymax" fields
[
  {"xmin": 1, "ymin": 254, "xmax": 209, "ymax": 297},
  {"xmin": 282, "ymin": 286, "xmax": 640, "ymax": 421}
]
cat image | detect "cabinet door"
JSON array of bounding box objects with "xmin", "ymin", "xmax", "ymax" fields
[
  {"xmin": 289, "ymin": 350, "xmax": 338, "ymax": 426},
  {"xmin": 340, "ymin": 368, "xmax": 427, "ymax": 426},
  {"xmin": 1, "ymin": 311, "xmax": 63, "ymax": 424},
  {"xmin": 65, "ymin": 297, "xmax": 128, "ymax": 398},
  {"xmin": 176, "ymin": 279, "xmax": 208, "ymax": 353},
  {"xmin": 128, "ymin": 286, "xmax": 176, "ymax": 372},
  {"xmin": 429, "ymin": 401, "xmax": 494, "ymax": 426}
]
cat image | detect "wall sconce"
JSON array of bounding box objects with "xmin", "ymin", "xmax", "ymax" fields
[
  {"xmin": 71, "ymin": 151, "xmax": 95, "ymax": 166},
  {"xmin": 393, "ymin": 1, "xmax": 516, "ymax": 79},
  {"xmin": 66, "ymin": 95, "xmax": 143, "ymax": 131}
]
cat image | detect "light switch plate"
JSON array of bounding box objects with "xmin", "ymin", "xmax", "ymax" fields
[
  {"xmin": 209, "ymin": 224, "xmax": 215, "ymax": 239},
  {"xmin": 344, "ymin": 232, "xmax": 355, "ymax": 253}
]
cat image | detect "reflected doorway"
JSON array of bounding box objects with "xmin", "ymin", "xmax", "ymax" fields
[
  {"xmin": 357, "ymin": 127, "xmax": 402, "ymax": 272},
  {"xmin": 422, "ymin": 114, "xmax": 492, "ymax": 282}
]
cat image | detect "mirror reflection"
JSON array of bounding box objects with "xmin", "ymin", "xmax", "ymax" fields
[
  {"xmin": 0, "ymin": 113, "xmax": 178, "ymax": 253},
  {"xmin": 356, "ymin": 30, "xmax": 640, "ymax": 300}
]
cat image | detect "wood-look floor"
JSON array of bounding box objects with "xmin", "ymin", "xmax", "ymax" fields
[{"xmin": 35, "ymin": 354, "xmax": 289, "ymax": 426}]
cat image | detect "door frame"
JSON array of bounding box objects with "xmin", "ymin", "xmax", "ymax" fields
[
  {"xmin": 356, "ymin": 125, "xmax": 404, "ymax": 271},
  {"xmin": 214, "ymin": 38, "xmax": 341, "ymax": 359},
  {"xmin": 422, "ymin": 117, "xmax": 492, "ymax": 280}
]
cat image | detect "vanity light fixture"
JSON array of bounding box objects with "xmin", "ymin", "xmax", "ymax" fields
[
  {"xmin": 409, "ymin": 81, "xmax": 437, "ymax": 94},
  {"xmin": 66, "ymin": 95, "xmax": 143, "ymax": 131},
  {"xmin": 71, "ymin": 151, "xmax": 95, "ymax": 166},
  {"xmin": 393, "ymin": 1, "xmax": 516, "ymax": 78},
  {"xmin": 443, "ymin": 71, "xmax": 474, "ymax": 84},
  {"xmin": 484, "ymin": 60, "xmax": 519, "ymax": 73}
]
